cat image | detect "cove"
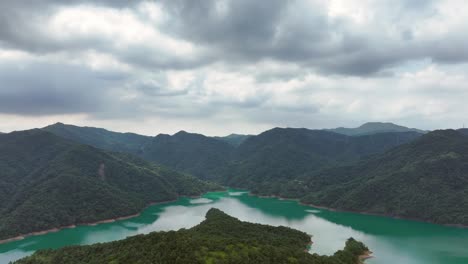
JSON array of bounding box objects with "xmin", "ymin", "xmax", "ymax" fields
[{"xmin": 1, "ymin": 190, "xmax": 468, "ymax": 264}]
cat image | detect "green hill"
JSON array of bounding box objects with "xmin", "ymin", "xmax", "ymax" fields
[
  {"xmin": 327, "ymin": 122, "xmax": 426, "ymax": 136},
  {"xmin": 226, "ymin": 128, "xmax": 422, "ymax": 197},
  {"xmin": 0, "ymin": 130, "xmax": 219, "ymax": 241},
  {"xmin": 301, "ymin": 130, "xmax": 468, "ymax": 225},
  {"xmin": 14, "ymin": 208, "xmax": 369, "ymax": 264},
  {"xmin": 44, "ymin": 123, "xmax": 421, "ymax": 193},
  {"xmin": 42, "ymin": 123, "xmax": 151, "ymax": 154},
  {"xmin": 44, "ymin": 124, "xmax": 235, "ymax": 182},
  {"xmin": 140, "ymin": 131, "xmax": 234, "ymax": 181}
]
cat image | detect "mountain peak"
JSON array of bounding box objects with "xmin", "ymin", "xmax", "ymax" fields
[{"xmin": 327, "ymin": 122, "xmax": 426, "ymax": 136}]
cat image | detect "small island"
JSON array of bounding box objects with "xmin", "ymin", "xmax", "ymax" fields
[{"xmin": 14, "ymin": 208, "xmax": 369, "ymax": 264}]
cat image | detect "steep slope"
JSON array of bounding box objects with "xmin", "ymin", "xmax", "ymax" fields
[
  {"xmin": 226, "ymin": 128, "xmax": 422, "ymax": 197},
  {"xmin": 0, "ymin": 130, "xmax": 219, "ymax": 241},
  {"xmin": 327, "ymin": 122, "xmax": 426, "ymax": 136},
  {"xmin": 302, "ymin": 130, "xmax": 468, "ymax": 225},
  {"xmin": 15, "ymin": 208, "xmax": 369, "ymax": 264}
]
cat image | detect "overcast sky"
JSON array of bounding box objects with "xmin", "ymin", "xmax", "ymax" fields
[{"xmin": 1, "ymin": 0, "xmax": 467, "ymax": 136}]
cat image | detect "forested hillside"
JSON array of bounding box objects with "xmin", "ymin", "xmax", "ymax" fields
[
  {"xmin": 140, "ymin": 131, "xmax": 234, "ymax": 181},
  {"xmin": 14, "ymin": 208, "xmax": 369, "ymax": 264},
  {"xmin": 0, "ymin": 130, "xmax": 219, "ymax": 241},
  {"xmin": 301, "ymin": 130, "xmax": 468, "ymax": 225},
  {"xmin": 45, "ymin": 124, "xmax": 235, "ymax": 181},
  {"xmin": 44, "ymin": 123, "xmax": 421, "ymax": 193},
  {"xmin": 43, "ymin": 123, "xmax": 151, "ymax": 154},
  {"xmin": 226, "ymin": 128, "xmax": 422, "ymax": 197}
]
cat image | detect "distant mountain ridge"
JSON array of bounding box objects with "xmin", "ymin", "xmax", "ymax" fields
[
  {"xmin": 44, "ymin": 123, "xmax": 422, "ymax": 196},
  {"xmin": 213, "ymin": 133, "xmax": 252, "ymax": 146},
  {"xmin": 44, "ymin": 124, "xmax": 235, "ymax": 181},
  {"xmin": 326, "ymin": 122, "xmax": 427, "ymax": 136}
]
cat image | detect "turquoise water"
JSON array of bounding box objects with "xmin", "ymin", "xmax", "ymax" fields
[{"xmin": 1, "ymin": 190, "xmax": 468, "ymax": 263}]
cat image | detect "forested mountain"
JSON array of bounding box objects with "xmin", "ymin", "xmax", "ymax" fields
[
  {"xmin": 43, "ymin": 123, "xmax": 151, "ymax": 154},
  {"xmin": 226, "ymin": 128, "xmax": 422, "ymax": 196},
  {"xmin": 301, "ymin": 130, "xmax": 468, "ymax": 225},
  {"xmin": 44, "ymin": 123, "xmax": 421, "ymax": 190},
  {"xmin": 14, "ymin": 208, "xmax": 369, "ymax": 264},
  {"xmin": 213, "ymin": 133, "xmax": 252, "ymax": 146},
  {"xmin": 0, "ymin": 130, "xmax": 219, "ymax": 241},
  {"xmin": 139, "ymin": 131, "xmax": 234, "ymax": 181},
  {"xmin": 44, "ymin": 124, "xmax": 235, "ymax": 181},
  {"xmin": 326, "ymin": 122, "xmax": 426, "ymax": 136}
]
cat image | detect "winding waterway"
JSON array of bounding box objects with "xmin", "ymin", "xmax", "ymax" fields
[{"xmin": 1, "ymin": 190, "xmax": 468, "ymax": 264}]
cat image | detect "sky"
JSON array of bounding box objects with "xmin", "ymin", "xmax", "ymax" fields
[{"xmin": 1, "ymin": 0, "xmax": 468, "ymax": 136}]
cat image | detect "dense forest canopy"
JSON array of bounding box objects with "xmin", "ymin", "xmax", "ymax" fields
[
  {"xmin": 42, "ymin": 123, "xmax": 468, "ymax": 225},
  {"xmin": 14, "ymin": 208, "xmax": 369, "ymax": 264},
  {"xmin": 300, "ymin": 129, "xmax": 468, "ymax": 225},
  {"xmin": 0, "ymin": 130, "xmax": 220, "ymax": 240}
]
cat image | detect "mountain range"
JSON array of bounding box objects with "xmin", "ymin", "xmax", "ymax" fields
[{"xmin": 2, "ymin": 121, "xmax": 468, "ymax": 241}]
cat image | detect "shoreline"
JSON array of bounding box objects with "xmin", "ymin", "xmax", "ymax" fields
[
  {"xmin": 3, "ymin": 188, "xmax": 467, "ymax": 245},
  {"xmin": 0, "ymin": 198, "xmax": 180, "ymax": 245},
  {"xmin": 358, "ymin": 251, "xmax": 373, "ymax": 264},
  {"xmin": 249, "ymin": 192, "xmax": 468, "ymax": 229},
  {"xmin": 0, "ymin": 188, "xmax": 227, "ymax": 245}
]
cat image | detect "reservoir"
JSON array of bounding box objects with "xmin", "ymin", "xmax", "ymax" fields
[{"xmin": 1, "ymin": 190, "xmax": 468, "ymax": 264}]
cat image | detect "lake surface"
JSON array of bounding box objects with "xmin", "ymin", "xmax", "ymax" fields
[{"xmin": 1, "ymin": 190, "xmax": 468, "ymax": 264}]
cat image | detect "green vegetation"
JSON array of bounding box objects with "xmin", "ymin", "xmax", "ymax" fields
[
  {"xmin": 43, "ymin": 123, "xmax": 151, "ymax": 154},
  {"xmin": 140, "ymin": 131, "xmax": 234, "ymax": 182},
  {"xmin": 45, "ymin": 124, "xmax": 235, "ymax": 182},
  {"xmin": 44, "ymin": 123, "xmax": 421, "ymax": 197},
  {"xmin": 41, "ymin": 123, "xmax": 468, "ymax": 225},
  {"xmin": 0, "ymin": 130, "xmax": 220, "ymax": 240},
  {"xmin": 225, "ymin": 128, "xmax": 422, "ymax": 197},
  {"xmin": 301, "ymin": 130, "xmax": 468, "ymax": 225},
  {"xmin": 14, "ymin": 208, "xmax": 369, "ymax": 264}
]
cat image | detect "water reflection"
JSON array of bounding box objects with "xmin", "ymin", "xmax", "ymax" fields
[{"xmin": 1, "ymin": 190, "xmax": 468, "ymax": 264}]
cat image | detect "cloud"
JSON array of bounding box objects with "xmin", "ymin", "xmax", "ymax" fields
[
  {"xmin": 1, "ymin": 0, "xmax": 468, "ymax": 135},
  {"xmin": 0, "ymin": 61, "xmax": 126, "ymax": 115}
]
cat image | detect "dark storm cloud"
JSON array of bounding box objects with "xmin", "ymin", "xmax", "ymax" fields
[
  {"xmin": 1, "ymin": 0, "xmax": 467, "ymax": 76},
  {"xmin": 158, "ymin": 0, "xmax": 468, "ymax": 75},
  {"xmin": 0, "ymin": 62, "xmax": 125, "ymax": 115},
  {"xmin": 0, "ymin": 0, "xmax": 136, "ymax": 52},
  {"xmin": 155, "ymin": 0, "xmax": 395, "ymax": 75}
]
